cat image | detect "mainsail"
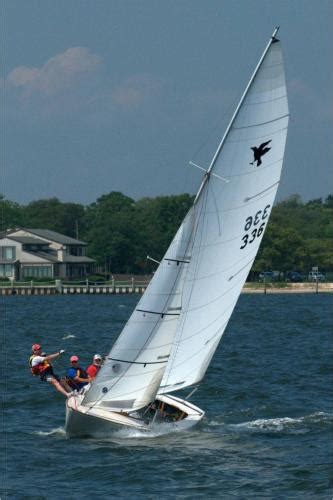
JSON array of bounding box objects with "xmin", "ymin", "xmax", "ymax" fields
[
  {"xmin": 83, "ymin": 28, "xmax": 289, "ymax": 411},
  {"xmin": 160, "ymin": 29, "xmax": 289, "ymax": 393}
]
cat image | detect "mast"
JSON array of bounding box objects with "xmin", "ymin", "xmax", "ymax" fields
[{"xmin": 194, "ymin": 27, "xmax": 280, "ymax": 204}]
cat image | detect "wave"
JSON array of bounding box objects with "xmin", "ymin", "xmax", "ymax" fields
[
  {"xmin": 111, "ymin": 421, "xmax": 180, "ymax": 440},
  {"xmin": 62, "ymin": 334, "xmax": 76, "ymax": 339},
  {"xmin": 33, "ymin": 427, "xmax": 66, "ymax": 437},
  {"xmin": 227, "ymin": 411, "xmax": 333, "ymax": 433}
]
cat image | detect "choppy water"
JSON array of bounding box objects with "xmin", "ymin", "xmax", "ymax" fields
[{"xmin": 1, "ymin": 294, "xmax": 332, "ymax": 499}]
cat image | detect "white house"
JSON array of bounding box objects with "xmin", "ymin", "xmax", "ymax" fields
[{"xmin": 0, "ymin": 228, "xmax": 95, "ymax": 280}]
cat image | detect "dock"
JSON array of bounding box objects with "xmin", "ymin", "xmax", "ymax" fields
[
  {"xmin": 1, "ymin": 279, "xmax": 332, "ymax": 296},
  {"xmin": 0, "ymin": 278, "xmax": 150, "ymax": 296}
]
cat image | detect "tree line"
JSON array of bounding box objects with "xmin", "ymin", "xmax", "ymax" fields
[{"xmin": 1, "ymin": 192, "xmax": 332, "ymax": 276}]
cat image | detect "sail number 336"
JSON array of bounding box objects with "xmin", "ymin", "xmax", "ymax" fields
[{"xmin": 240, "ymin": 205, "xmax": 270, "ymax": 249}]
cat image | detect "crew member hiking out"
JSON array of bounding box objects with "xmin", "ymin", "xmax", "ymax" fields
[
  {"xmin": 66, "ymin": 355, "xmax": 91, "ymax": 391},
  {"xmin": 29, "ymin": 344, "xmax": 70, "ymax": 398}
]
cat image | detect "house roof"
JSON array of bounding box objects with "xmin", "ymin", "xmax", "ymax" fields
[
  {"xmin": 8, "ymin": 236, "xmax": 46, "ymax": 245},
  {"xmin": 12, "ymin": 249, "xmax": 95, "ymax": 264},
  {"xmin": 9, "ymin": 228, "xmax": 87, "ymax": 246},
  {"xmin": 24, "ymin": 250, "xmax": 60, "ymax": 263},
  {"xmin": 62, "ymin": 255, "xmax": 95, "ymax": 263}
]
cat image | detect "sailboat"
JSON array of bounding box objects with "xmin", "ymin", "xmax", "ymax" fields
[{"xmin": 66, "ymin": 27, "xmax": 289, "ymax": 437}]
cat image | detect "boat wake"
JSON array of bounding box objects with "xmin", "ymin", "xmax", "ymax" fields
[
  {"xmin": 226, "ymin": 412, "xmax": 333, "ymax": 434},
  {"xmin": 62, "ymin": 334, "xmax": 76, "ymax": 339},
  {"xmin": 110, "ymin": 421, "xmax": 184, "ymax": 440},
  {"xmin": 33, "ymin": 427, "xmax": 66, "ymax": 437}
]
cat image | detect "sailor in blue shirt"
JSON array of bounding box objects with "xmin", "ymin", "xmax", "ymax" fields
[{"xmin": 66, "ymin": 355, "xmax": 91, "ymax": 390}]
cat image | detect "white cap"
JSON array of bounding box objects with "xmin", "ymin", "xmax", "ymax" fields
[{"xmin": 93, "ymin": 354, "xmax": 102, "ymax": 361}]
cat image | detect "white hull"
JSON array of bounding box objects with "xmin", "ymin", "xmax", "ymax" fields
[{"xmin": 65, "ymin": 393, "xmax": 204, "ymax": 438}]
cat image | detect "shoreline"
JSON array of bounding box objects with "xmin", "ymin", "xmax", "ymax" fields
[
  {"xmin": 243, "ymin": 283, "xmax": 333, "ymax": 294},
  {"xmin": 242, "ymin": 287, "xmax": 333, "ymax": 294},
  {"xmin": 1, "ymin": 282, "xmax": 332, "ymax": 296}
]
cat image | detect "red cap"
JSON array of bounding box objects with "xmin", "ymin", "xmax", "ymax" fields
[
  {"xmin": 32, "ymin": 344, "xmax": 41, "ymax": 352},
  {"xmin": 70, "ymin": 355, "xmax": 79, "ymax": 362}
]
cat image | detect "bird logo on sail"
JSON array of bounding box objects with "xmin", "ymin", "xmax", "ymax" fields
[{"xmin": 250, "ymin": 140, "xmax": 272, "ymax": 167}]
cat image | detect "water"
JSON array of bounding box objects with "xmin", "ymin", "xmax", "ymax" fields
[{"xmin": 2, "ymin": 294, "xmax": 332, "ymax": 498}]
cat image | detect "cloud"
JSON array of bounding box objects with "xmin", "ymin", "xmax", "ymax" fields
[
  {"xmin": 4, "ymin": 47, "xmax": 232, "ymax": 129},
  {"xmin": 111, "ymin": 74, "xmax": 164, "ymax": 111},
  {"xmin": 4, "ymin": 48, "xmax": 167, "ymax": 122},
  {"xmin": 7, "ymin": 47, "xmax": 103, "ymax": 97}
]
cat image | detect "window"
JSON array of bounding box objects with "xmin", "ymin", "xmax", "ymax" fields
[
  {"xmin": 22, "ymin": 266, "xmax": 53, "ymax": 278},
  {"xmin": 69, "ymin": 246, "xmax": 84, "ymax": 256},
  {"xmin": 0, "ymin": 246, "xmax": 16, "ymax": 260},
  {"xmin": 0, "ymin": 264, "xmax": 14, "ymax": 277}
]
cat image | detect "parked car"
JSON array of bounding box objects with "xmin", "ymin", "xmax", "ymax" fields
[
  {"xmin": 308, "ymin": 271, "xmax": 325, "ymax": 281},
  {"xmin": 285, "ymin": 271, "xmax": 303, "ymax": 282}
]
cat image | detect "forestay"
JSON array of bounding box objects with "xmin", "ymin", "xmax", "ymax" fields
[{"xmin": 159, "ymin": 31, "xmax": 289, "ymax": 393}]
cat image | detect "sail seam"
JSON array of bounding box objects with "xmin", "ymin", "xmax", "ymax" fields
[
  {"xmin": 161, "ymin": 325, "xmax": 228, "ymax": 392},
  {"xmin": 184, "ymin": 249, "xmax": 256, "ymax": 282},
  {"xmin": 227, "ymin": 125, "xmax": 288, "ymax": 144},
  {"xmin": 244, "ymin": 181, "xmax": 280, "ymax": 201},
  {"xmin": 226, "ymin": 157, "xmax": 283, "ymax": 176},
  {"xmin": 260, "ymin": 61, "xmax": 284, "ymax": 70},
  {"xmin": 233, "ymin": 113, "xmax": 289, "ymax": 130},
  {"xmin": 172, "ymin": 318, "xmax": 229, "ymax": 346},
  {"xmin": 228, "ymin": 258, "xmax": 255, "ymax": 281},
  {"xmin": 244, "ymin": 94, "xmax": 287, "ymax": 106},
  {"xmin": 183, "ymin": 259, "xmax": 255, "ymax": 313},
  {"xmin": 194, "ymin": 183, "xmax": 280, "ymax": 220}
]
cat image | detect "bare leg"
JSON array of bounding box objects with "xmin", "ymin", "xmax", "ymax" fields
[
  {"xmin": 49, "ymin": 377, "xmax": 71, "ymax": 397},
  {"xmin": 60, "ymin": 377, "xmax": 72, "ymax": 392}
]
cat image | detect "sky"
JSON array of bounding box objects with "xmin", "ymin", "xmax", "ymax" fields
[{"xmin": 2, "ymin": 0, "xmax": 333, "ymax": 205}]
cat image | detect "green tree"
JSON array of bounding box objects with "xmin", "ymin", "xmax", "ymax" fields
[
  {"xmin": 253, "ymin": 224, "xmax": 306, "ymax": 273},
  {"xmin": 24, "ymin": 198, "xmax": 86, "ymax": 237},
  {"xmin": 0, "ymin": 195, "xmax": 24, "ymax": 231},
  {"xmin": 136, "ymin": 194, "xmax": 194, "ymax": 272},
  {"xmin": 1, "ymin": 191, "xmax": 332, "ymax": 275},
  {"xmin": 324, "ymin": 194, "xmax": 333, "ymax": 208},
  {"xmin": 84, "ymin": 192, "xmax": 140, "ymax": 273}
]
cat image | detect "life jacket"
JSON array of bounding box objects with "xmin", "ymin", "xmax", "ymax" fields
[
  {"xmin": 66, "ymin": 366, "xmax": 88, "ymax": 389},
  {"xmin": 75, "ymin": 366, "xmax": 88, "ymax": 379},
  {"xmin": 29, "ymin": 355, "xmax": 51, "ymax": 376}
]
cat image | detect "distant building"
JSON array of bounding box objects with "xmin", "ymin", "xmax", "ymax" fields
[{"xmin": 0, "ymin": 228, "xmax": 95, "ymax": 280}]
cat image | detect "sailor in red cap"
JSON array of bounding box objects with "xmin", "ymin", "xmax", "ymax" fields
[
  {"xmin": 66, "ymin": 355, "xmax": 91, "ymax": 391},
  {"xmin": 29, "ymin": 344, "xmax": 70, "ymax": 397}
]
